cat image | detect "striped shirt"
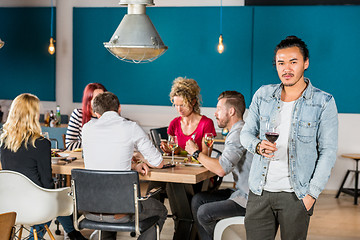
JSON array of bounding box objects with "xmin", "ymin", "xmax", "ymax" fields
[{"xmin": 65, "ymin": 108, "xmax": 83, "ymax": 150}]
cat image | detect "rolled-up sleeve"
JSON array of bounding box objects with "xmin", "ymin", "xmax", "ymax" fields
[{"xmin": 219, "ymin": 127, "xmax": 247, "ymax": 174}]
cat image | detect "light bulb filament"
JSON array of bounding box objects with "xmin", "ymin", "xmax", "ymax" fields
[
  {"xmin": 217, "ymin": 34, "xmax": 224, "ymax": 54},
  {"xmin": 48, "ymin": 37, "xmax": 55, "ymax": 55}
]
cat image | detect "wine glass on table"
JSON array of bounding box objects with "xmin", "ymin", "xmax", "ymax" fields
[
  {"xmin": 204, "ymin": 133, "xmax": 214, "ymax": 157},
  {"xmin": 168, "ymin": 135, "xmax": 178, "ymax": 165},
  {"xmin": 265, "ymin": 122, "xmax": 279, "ymax": 161}
]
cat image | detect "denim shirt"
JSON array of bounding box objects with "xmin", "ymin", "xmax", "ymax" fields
[
  {"xmin": 240, "ymin": 78, "xmax": 338, "ymax": 199},
  {"xmin": 219, "ymin": 120, "xmax": 253, "ymax": 208}
]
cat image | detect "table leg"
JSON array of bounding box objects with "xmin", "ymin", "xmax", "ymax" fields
[
  {"xmin": 166, "ymin": 182, "xmax": 197, "ymax": 240},
  {"xmin": 336, "ymin": 170, "xmax": 350, "ymax": 198},
  {"xmin": 354, "ymin": 160, "xmax": 359, "ymax": 205}
]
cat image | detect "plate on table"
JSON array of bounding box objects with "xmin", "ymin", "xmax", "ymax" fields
[
  {"xmin": 183, "ymin": 163, "xmax": 203, "ymax": 167},
  {"xmin": 51, "ymin": 153, "xmax": 70, "ymax": 163}
]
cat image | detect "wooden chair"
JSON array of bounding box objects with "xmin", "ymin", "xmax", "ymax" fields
[
  {"xmin": 0, "ymin": 212, "xmax": 16, "ymax": 240},
  {"xmin": 0, "ymin": 170, "xmax": 73, "ymax": 240}
]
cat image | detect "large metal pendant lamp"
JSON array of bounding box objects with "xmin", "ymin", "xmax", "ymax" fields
[
  {"xmin": 104, "ymin": 0, "xmax": 168, "ymax": 63},
  {"xmin": 0, "ymin": 39, "xmax": 4, "ymax": 49}
]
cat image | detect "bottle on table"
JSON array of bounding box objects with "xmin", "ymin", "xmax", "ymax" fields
[
  {"xmin": 44, "ymin": 111, "xmax": 50, "ymax": 127},
  {"xmin": 56, "ymin": 105, "xmax": 61, "ymax": 126},
  {"xmin": 50, "ymin": 110, "xmax": 56, "ymax": 127}
]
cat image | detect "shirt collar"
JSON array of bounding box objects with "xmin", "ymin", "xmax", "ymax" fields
[{"xmin": 271, "ymin": 77, "xmax": 313, "ymax": 100}]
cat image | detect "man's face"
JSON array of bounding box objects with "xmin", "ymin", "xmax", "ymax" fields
[
  {"xmin": 275, "ymin": 46, "xmax": 309, "ymax": 87},
  {"xmin": 215, "ymin": 98, "xmax": 230, "ymax": 129}
]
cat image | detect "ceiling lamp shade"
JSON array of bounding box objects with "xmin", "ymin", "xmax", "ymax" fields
[
  {"xmin": 104, "ymin": 0, "xmax": 168, "ymax": 63},
  {"xmin": 0, "ymin": 39, "xmax": 4, "ymax": 49}
]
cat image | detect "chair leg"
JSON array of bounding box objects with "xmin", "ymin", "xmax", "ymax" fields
[
  {"xmin": 18, "ymin": 225, "xmax": 23, "ymax": 239},
  {"xmin": 33, "ymin": 229, "xmax": 38, "ymax": 240},
  {"xmin": 55, "ymin": 219, "xmax": 61, "ymax": 235},
  {"xmin": 156, "ymin": 224, "xmax": 160, "ymax": 240},
  {"xmin": 44, "ymin": 224, "xmax": 56, "ymax": 240},
  {"xmin": 98, "ymin": 230, "xmax": 102, "ymax": 240},
  {"xmin": 336, "ymin": 170, "xmax": 351, "ymax": 198}
]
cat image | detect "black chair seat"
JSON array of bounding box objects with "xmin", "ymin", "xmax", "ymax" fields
[{"xmin": 79, "ymin": 216, "xmax": 159, "ymax": 233}]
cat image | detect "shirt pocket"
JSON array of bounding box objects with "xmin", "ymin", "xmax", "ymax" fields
[{"xmin": 297, "ymin": 120, "xmax": 317, "ymax": 143}]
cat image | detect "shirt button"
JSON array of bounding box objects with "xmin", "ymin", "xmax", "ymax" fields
[
  {"xmin": 264, "ymin": 166, "xmax": 267, "ymax": 169},
  {"xmin": 262, "ymin": 174, "xmax": 265, "ymax": 176},
  {"xmin": 290, "ymin": 155, "xmax": 294, "ymax": 158}
]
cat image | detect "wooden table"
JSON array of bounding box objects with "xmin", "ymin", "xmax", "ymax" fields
[
  {"xmin": 52, "ymin": 152, "xmax": 215, "ymax": 240},
  {"xmin": 336, "ymin": 154, "xmax": 360, "ymax": 205}
]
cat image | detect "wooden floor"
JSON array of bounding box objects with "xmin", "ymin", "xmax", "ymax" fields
[{"xmin": 48, "ymin": 190, "xmax": 360, "ymax": 240}]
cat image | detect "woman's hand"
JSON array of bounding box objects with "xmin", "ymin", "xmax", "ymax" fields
[
  {"xmin": 160, "ymin": 141, "xmax": 172, "ymax": 154},
  {"xmin": 160, "ymin": 141, "xmax": 181, "ymax": 154}
]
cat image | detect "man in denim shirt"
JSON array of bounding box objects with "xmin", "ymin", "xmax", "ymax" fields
[
  {"xmin": 240, "ymin": 36, "xmax": 338, "ymax": 240},
  {"xmin": 186, "ymin": 91, "xmax": 253, "ymax": 240}
]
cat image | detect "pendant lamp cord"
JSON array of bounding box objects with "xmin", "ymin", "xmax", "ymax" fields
[
  {"xmin": 50, "ymin": 0, "xmax": 54, "ymax": 38},
  {"xmin": 220, "ymin": 0, "xmax": 223, "ymax": 35}
]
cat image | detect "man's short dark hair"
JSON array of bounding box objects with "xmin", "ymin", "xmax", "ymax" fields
[
  {"xmin": 274, "ymin": 35, "xmax": 309, "ymax": 64},
  {"xmin": 92, "ymin": 92, "xmax": 120, "ymax": 116},
  {"xmin": 218, "ymin": 91, "xmax": 245, "ymax": 118}
]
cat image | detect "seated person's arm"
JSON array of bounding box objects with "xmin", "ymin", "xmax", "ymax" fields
[
  {"xmin": 185, "ymin": 140, "xmax": 225, "ymax": 177},
  {"xmin": 131, "ymin": 161, "xmax": 150, "ymax": 176},
  {"xmin": 65, "ymin": 109, "xmax": 82, "ymax": 150},
  {"xmin": 133, "ymin": 125, "xmax": 164, "ymax": 169}
]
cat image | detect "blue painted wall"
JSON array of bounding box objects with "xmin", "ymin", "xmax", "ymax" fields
[
  {"xmin": 73, "ymin": 7, "xmax": 253, "ymax": 109},
  {"xmin": 0, "ymin": 8, "xmax": 56, "ymax": 101},
  {"xmin": 73, "ymin": 6, "xmax": 360, "ymax": 113}
]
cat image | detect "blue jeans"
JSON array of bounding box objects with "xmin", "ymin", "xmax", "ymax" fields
[
  {"xmin": 191, "ymin": 189, "xmax": 246, "ymax": 240},
  {"xmin": 29, "ymin": 215, "xmax": 74, "ymax": 239}
]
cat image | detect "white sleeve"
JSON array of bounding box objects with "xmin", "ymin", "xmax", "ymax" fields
[{"xmin": 132, "ymin": 123, "xmax": 163, "ymax": 167}]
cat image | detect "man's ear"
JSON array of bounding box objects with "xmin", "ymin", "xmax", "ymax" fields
[
  {"xmin": 118, "ymin": 105, "xmax": 121, "ymax": 114},
  {"xmin": 229, "ymin": 107, "xmax": 236, "ymax": 117}
]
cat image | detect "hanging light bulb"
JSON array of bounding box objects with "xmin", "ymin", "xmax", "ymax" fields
[
  {"xmin": 48, "ymin": 37, "xmax": 55, "ymax": 55},
  {"xmin": 217, "ymin": 0, "xmax": 224, "ymax": 54},
  {"xmin": 218, "ymin": 34, "xmax": 224, "ymax": 54},
  {"xmin": 0, "ymin": 39, "xmax": 4, "ymax": 49},
  {"xmin": 48, "ymin": 0, "xmax": 55, "ymax": 55}
]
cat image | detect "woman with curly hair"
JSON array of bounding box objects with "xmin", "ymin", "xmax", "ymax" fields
[
  {"xmin": 162, "ymin": 77, "xmax": 216, "ymax": 156},
  {"xmin": 0, "ymin": 93, "xmax": 86, "ymax": 240}
]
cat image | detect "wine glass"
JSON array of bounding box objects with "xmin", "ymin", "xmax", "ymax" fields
[
  {"xmin": 168, "ymin": 135, "xmax": 178, "ymax": 165},
  {"xmin": 204, "ymin": 133, "xmax": 214, "ymax": 157},
  {"xmin": 265, "ymin": 122, "xmax": 279, "ymax": 161}
]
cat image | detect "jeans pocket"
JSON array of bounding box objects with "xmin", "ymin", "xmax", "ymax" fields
[{"xmin": 300, "ymin": 199, "xmax": 314, "ymax": 216}]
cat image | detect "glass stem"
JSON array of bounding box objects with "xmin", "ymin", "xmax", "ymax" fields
[{"xmin": 172, "ymin": 150, "xmax": 175, "ymax": 165}]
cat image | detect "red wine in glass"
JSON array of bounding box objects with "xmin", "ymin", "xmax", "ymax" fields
[{"xmin": 265, "ymin": 132, "xmax": 279, "ymax": 143}]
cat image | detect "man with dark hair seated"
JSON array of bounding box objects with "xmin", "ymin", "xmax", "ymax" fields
[{"xmin": 82, "ymin": 92, "xmax": 167, "ymax": 240}]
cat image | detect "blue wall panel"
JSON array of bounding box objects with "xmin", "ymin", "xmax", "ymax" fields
[
  {"xmin": 252, "ymin": 6, "xmax": 360, "ymax": 113},
  {"xmin": 0, "ymin": 8, "xmax": 56, "ymax": 101},
  {"xmin": 73, "ymin": 7, "xmax": 254, "ymax": 108}
]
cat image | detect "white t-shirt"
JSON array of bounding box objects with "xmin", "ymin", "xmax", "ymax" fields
[
  {"xmin": 264, "ymin": 101, "xmax": 294, "ymax": 192},
  {"xmin": 82, "ymin": 111, "xmax": 163, "ymax": 170}
]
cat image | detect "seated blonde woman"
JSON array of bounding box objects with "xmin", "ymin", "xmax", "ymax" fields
[{"xmin": 0, "ymin": 93, "xmax": 86, "ymax": 240}]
